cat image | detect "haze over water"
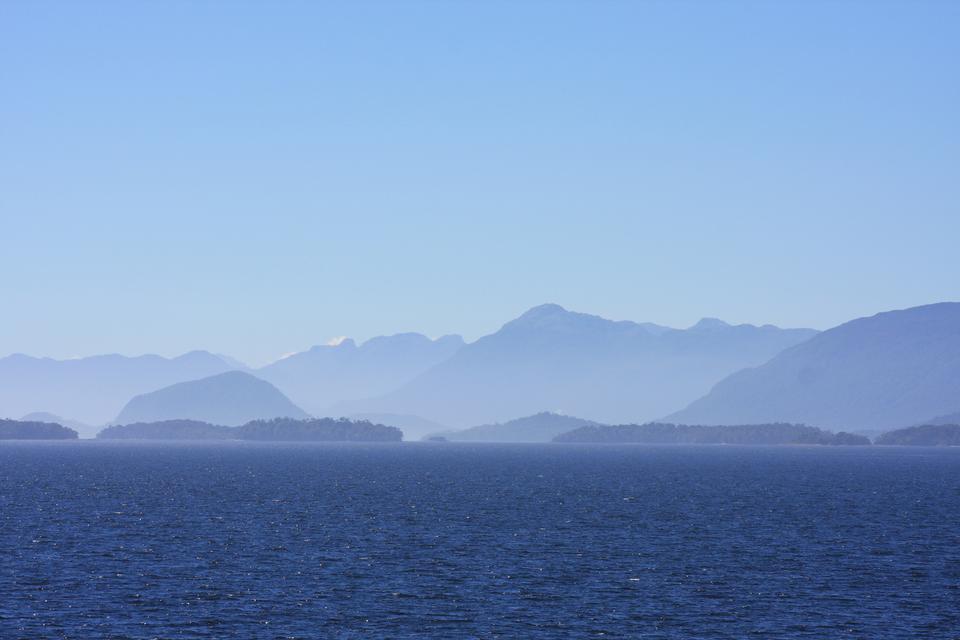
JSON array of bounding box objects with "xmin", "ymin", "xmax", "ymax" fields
[{"xmin": 2, "ymin": 442, "xmax": 958, "ymax": 638}]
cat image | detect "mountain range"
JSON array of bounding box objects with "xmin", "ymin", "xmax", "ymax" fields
[
  {"xmin": 257, "ymin": 333, "xmax": 464, "ymax": 416},
  {"xmin": 332, "ymin": 304, "xmax": 818, "ymax": 427},
  {"xmin": 3, "ymin": 302, "xmax": 959, "ymax": 439},
  {"xmin": 667, "ymin": 302, "xmax": 960, "ymax": 431},
  {"xmin": 0, "ymin": 351, "xmax": 237, "ymax": 435},
  {"xmin": 0, "ymin": 335, "xmax": 463, "ymax": 436}
]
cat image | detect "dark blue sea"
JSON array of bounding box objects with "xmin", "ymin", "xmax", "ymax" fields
[{"xmin": 1, "ymin": 442, "xmax": 958, "ymax": 639}]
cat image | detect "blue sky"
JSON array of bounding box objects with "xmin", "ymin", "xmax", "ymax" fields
[{"xmin": 2, "ymin": 1, "xmax": 958, "ymax": 365}]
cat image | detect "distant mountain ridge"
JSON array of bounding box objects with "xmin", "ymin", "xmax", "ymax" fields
[
  {"xmin": 920, "ymin": 410, "xmax": 960, "ymax": 426},
  {"xmin": 114, "ymin": 371, "xmax": 309, "ymax": 426},
  {"xmin": 0, "ymin": 350, "xmax": 238, "ymax": 433},
  {"xmin": 433, "ymin": 412, "xmax": 600, "ymax": 443},
  {"xmin": 15, "ymin": 303, "xmax": 960, "ymax": 438},
  {"xmin": 0, "ymin": 304, "xmax": 824, "ymax": 434},
  {"xmin": 258, "ymin": 333, "xmax": 463, "ymax": 416},
  {"xmin": 668, "ymin": 303, "xmax": 960, "ymax": 431},
  {"xmin": 0, "ymin": 334, "xmax": 460, "ymax": 435},
  {"xmin": 333, "ymin": 304, "xmax": 818, "ymax": 427}
]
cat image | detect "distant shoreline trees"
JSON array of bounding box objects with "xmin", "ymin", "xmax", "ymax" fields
[
  {"xmin": 875, "ymin": 424, "xmax": 960, "ymax": 446},
  {"xmin": 0, "ymin": 419, "xmax": 78, "ymax": 440},
  {"xmin": 10, "ymin": 414, "xmax": 960, "ymax": 447},
  {"xmin": 553, "ymin": 422, "xmax": 871, "ymax": 445},
  {"xmin": 97, "ymin": 420, "xmax": 234, "ymax": 440},
  {"xmin": 97, "ymin": 417, "xmax": 402, "ymax": 442}
]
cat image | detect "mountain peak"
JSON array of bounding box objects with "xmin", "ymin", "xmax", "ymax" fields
[
  {"xmin": 305, "ymin": 338, "xmax": 357, "ymax": 353},
  {"xmin": 114, "ymin": 371, "xmax": 309, "ymax": 426},
  {"xmin": 173, "ymin": 350, "xmax": 231, "ymax": 364},
  {"xmin": 1, "ymin": 353, "xmax": 38, "ymax": 363},
  {"xmin": 519, "ymin": 303, "xmax": 569, "ymax": 319},
  {"xmin": 690, "ymin": 317, "xmax": 731, "ymax": 331},
  {"xmin": 502, "ymin": 303, "xmax": 606, "ymax": 334}
]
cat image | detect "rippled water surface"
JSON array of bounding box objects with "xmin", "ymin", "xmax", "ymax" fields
[{"xmin": 1, "ymin": 442, "xmax": 959, "ymax": 638}]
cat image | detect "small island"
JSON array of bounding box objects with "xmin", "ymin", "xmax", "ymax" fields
[
  {"xmin": 97, "ymin": 420, "xmax": 234, "ymax": 440},
  {"xmin": 98, "ymin": 417, "xmax": 402, "ymax": 443},
  {"xmin": 553, "ymin": 422, "xmax": 870, "ymax": 445},
  {"xmin": 875, "ymin": 424, "xmax": 960, "ymax": 446},
  {"xmin": 236, "ymin": 417, "xmax": 402, "ymax": 442},
  {"xmin": 0, "ymin": 418, "xmax": 79, "ymax": 440}
]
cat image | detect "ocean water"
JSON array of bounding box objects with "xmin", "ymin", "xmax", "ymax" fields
[{"xmin": 1, "ymin": 442, "xmax": 958, "ymax": 639}]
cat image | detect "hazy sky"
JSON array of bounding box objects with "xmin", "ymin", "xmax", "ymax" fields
[{"xmin": 2, "ymin": 1, "xmax": 958, "ymax": 365}]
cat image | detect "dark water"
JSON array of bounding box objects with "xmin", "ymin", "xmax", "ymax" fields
[{"xmin": 1, "ymin": 443, "xmax": 959, "ymax": 639}]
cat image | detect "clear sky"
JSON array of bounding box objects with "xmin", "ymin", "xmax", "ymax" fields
[{"xmin": 2, "ymin": 1, "xmax": 958, "ymax": 366}]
